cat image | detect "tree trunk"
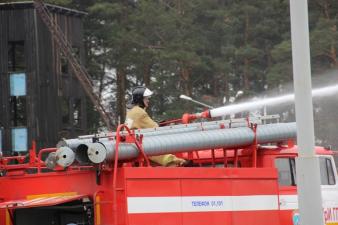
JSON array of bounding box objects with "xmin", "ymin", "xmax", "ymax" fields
[
  {"xmin": 180, "ymin": 62, "xmax": 192, "ymax": 96},
  {"xmin": 116, "ymin": 67, "xmax": 126, "ymax": 124},
  {"xmin": 330, "ymin": 24, "xmax": 337, "ymax": 66},
  {"xmin": 243, "ymin": 58, "xmax": 250, "ymax": 90},
  {"xmin": 143, "ymin": 63, "xmax": 151, "ymax": 86},
  {"xmin": 223, "ymin": 72, "xmax": 229, "ymax": 104},
  {"xmin": 319, "ymin": 0, "xmax": 337, "ymax": 66},
  {"xmin": 213, "ymin": 75, "xmax": 219, "ymax": 97},
  {"xmin": 177, "ymin": 0, "xmax": 182, "ymax": 14},
  {"xmin": 98, "ymin": 47, "xmax": 106, "ymax": 101},
  {"xmin": 243, "ymin": 12, "xmax": 250, "ymax": 90}
]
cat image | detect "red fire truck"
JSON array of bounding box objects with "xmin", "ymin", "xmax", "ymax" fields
[{"xmin": 0, "ymin": 116, "xmax": 337, "ymax": 225}]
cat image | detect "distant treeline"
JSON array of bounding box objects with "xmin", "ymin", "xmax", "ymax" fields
[{"xmin": 30, "ymin": 0, "xmax": 338, "ymax": 147}]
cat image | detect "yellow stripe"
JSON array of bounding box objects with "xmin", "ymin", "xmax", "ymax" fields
[
  {"xmin": 6, "ymin": 209, "xmax": 10, "ymax": 225},
  {"xmin": 96, "ymin": 196, "xmax": 101, "ymax": 225},
  {"xmin": 26, "ymin": 192, "xmax": 78, "ymax": 200},
  {"xmin": 327, "ymin": 223, "xmax": 338, "ymax": 225}
]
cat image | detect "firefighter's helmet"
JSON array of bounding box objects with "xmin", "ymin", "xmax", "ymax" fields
[{"xmin": 131, "ymin": 86, "xmax": 153, "ymax": 108}]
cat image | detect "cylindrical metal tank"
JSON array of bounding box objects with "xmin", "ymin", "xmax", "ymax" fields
[{"xmin": 45, "ymin": 147, "xmax": 75, "ymax": 168}]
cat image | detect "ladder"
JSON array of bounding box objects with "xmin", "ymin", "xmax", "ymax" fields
[{"xmin": 33, "ymin": 0, "xmax": 114, "ymax": 130}]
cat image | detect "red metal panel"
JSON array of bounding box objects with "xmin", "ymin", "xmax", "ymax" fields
[
  {"xmin": 181, "ymin": 179, "xmax": 232, "ymax": 225},
  {"xmin": 0, "ymin": 209, "xmax": 7, "ymax": 225},
  {"xmin": 124, "ymin": 167, "xmax": 280, "ymax": 225},
  {"xmin": 279, "ymin": 211, "xmax": 293, "ymax": 225},
  {"xmin": 125, "ymin": 169, "xmax": 182, "ymax": 225},
  {"xmin": 0, "ymin": 162, "xmax": 286, "ymax": 225},
  {"xmin": 125, "ymin": 179, "xmax": 182, "ymax": 225},
  {"xmin": 232, "ymin": 211, "xmax": 280, "ymax": 225},
  {"xmin": 128, "ymin": 213, "xmax": 182, "ymax": 225},
  {"xmin": 182, "ymin": 212, "xmax": 232, "ymax": 225},
  {"xmin": 123, "ymin": 167, "xmax": 278, "ymax": 179},
  {"xmin": 0, "ymin": 194, "xmax": 86, "ymax": 209},
  {"xmin": 126, "ymin": 179, "xmax": 181, "ymax": 197},
  {"xmin": 231, "ymin": 176, "xmax": 280, "ymax": 224},
  {"xmin": 278, "ymin": 186, "xmax": 297, "ymax": 225},
  {"xmin": 232, "ymin": 179, "xmax": 278, "ymax": 195},
  {"xmin": 181, "ymin": 179, "xmax": 232, "ymax": 195},
  {"xmin": 94, "ymin": 191, "xmax": 115, "ymax": 225},
  {"xmin": 0, "ymin": 170, "xmax": 97, "ymax": 202}
]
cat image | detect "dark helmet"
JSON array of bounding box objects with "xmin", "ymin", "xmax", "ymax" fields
[{"xmin": 131, "ymin": 86, "xmax": 153, "ymax": 108}]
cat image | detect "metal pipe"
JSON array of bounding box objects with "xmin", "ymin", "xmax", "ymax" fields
[
  {"xmin": 38, "ymin": 148, "xmax": 57, "ymax": 172},
  {"xmin": 45, "ymin": 147, "xmax": 75, "ymax": 169},
  {"xmin": 55, "ymin": 146, "xmax": 75, "ymax": 167},
  {"xmin": 58, "ymin": 118, "xmax": 262, "ymax": 150},
  {"xmin": 81, "ymin": 122, "xmax": 296, "ymax": 163},
  {"xmin": 75, "ymin": 144, "xmax": 92, "ymax": 163}
]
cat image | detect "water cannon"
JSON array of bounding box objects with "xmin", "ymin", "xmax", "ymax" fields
[
  {"xmin": 181, "ymin": 98, "xmax": 273, "ymax": 123},
  {"xmin": 181, "ymin": 110, "xmax": 211, "ymax": 124}
]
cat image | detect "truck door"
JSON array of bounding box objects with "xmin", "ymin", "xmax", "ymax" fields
[
  {"xmin": 274, "ymin": 157, "xmax": 298, "ymax": 214},
  {"xmin": 319, "ymin": 155, "xmax": 338, "ymax": 224},
  {"xmin": 274, "ymin": 155, "xmax": 338, "ymax": 225}
]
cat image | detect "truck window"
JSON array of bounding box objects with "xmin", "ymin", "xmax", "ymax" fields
[
  {"xmin": 275, "ymin": 157, "xmax": 336, "ymax": 186},
  {"xmin": 275, "ymin": 158, "xmax": 296, "ymax": 186},
  {"xmin": 319, "ymin": 157, "xmax": 336, "ymax": 185}
]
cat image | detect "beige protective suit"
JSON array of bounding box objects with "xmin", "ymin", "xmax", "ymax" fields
[{"xmin": 125, "ymin": 106, "xmax": 185, "ymax": 166}]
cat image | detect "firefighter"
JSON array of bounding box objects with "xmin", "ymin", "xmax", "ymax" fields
[{"xmin": 125, "ymin": 86, "xmax": 186, "ymax": 167}]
